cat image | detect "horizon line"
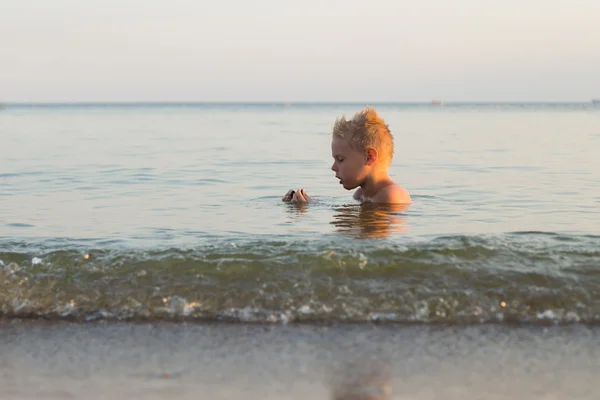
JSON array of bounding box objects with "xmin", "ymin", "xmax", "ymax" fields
[{"xmin": 2, "ymin": 100, "xmax": 599, "ymax": 105}]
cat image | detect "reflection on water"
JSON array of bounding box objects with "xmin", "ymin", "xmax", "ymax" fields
[
  {"xmin": 282, "ymin": 201, "xmax": 409, "ymax": 238},
  {"xmin": 330, "ymin": 357, "xmax": 392, "ymax": 400},
  {"xmin": 331, "ymin": 203, "xmax": 409, "ymax": 239}
]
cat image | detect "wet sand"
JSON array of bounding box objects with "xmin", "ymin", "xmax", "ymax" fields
[{"xmin": 1, "ymin": 321, "xmax": 599, "ymax": 399}]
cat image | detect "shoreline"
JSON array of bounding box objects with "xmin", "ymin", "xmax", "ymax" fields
[{"xmin": 1, "ymin": 321, "xmax": 599, "ymax": 399}]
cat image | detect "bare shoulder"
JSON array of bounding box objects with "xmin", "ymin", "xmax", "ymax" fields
[
  {"xmin": 353, "ymin": 187, "xmax": 363, "ymax": 200},
  {"xmin": 371, "ymin": 184, "xmax": 411, "ymax": 204}
]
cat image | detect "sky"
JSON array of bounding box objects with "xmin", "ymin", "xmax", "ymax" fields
[{"xmin": 1, "ymin": 0, "xmax": 600, "ymax": 102}]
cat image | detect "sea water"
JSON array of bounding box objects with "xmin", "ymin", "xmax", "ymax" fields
[{"xmin": 1, "ymin": 103, "xmax": 599, "ymax": 324}]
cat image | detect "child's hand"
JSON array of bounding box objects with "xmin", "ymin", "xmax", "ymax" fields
[{"xmin": 282, "ymin": 188, "xmax": 312, "ymax": 203}]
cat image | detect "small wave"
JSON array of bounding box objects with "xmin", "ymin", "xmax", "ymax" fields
[{"xmin": 1, "ymin": 233, "xmax": 600, "ymax": 325}]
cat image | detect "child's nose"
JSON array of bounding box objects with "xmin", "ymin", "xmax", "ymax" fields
[{"xmin": 331, "ymin": 163, "xmax": 337, "ymax": 171}]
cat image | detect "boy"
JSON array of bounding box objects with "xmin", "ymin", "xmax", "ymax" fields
[{"xmin": 282, "ymin": 106, "xmax": 411, "ymax": 204}]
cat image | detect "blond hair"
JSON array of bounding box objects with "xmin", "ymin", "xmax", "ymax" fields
[{"xmin": 332, "ymin": 106, "xmax": 394, "ymax": 166}]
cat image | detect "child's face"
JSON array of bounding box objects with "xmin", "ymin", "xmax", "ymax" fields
[{"xmin": 331, "ymin": 136, "xmax": 368, "ymax": 190}]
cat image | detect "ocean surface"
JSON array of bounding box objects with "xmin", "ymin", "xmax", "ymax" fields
[{"xmin": 1, "ymin": 102, "xmax": 599, "ymax": 324}]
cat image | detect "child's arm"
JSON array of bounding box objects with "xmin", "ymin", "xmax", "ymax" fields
[{"xmin": 353, "ymin": 187, "xmax": 363, "ymax": 201}]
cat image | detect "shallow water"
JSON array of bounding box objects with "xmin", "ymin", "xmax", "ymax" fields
[
  {"xmin": 1, "ymin": 103, "xmax": 599, "ymax": 323},
  {"xmin": 2, "ymin": 322, "xmax": 600, "ymax": 400}
]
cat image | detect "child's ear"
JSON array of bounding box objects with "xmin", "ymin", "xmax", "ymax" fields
[{"xmin": 365, "ymin": 148, "xmax": 378, "ymax": 166}]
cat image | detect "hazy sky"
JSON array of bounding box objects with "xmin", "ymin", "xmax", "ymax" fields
[{"xmin": 2, "ymin": 0, "xmax": 600, "ymax": 102}]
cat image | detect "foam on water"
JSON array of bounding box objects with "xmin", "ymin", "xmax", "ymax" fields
[{"xmin": 2, "ymin": 233, "xmax": 600, "ymax": 324}]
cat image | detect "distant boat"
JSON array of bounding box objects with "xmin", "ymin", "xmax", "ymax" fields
[{"xmin": 431, "ymin": 99, "xmax": 443, "ymax": 106}]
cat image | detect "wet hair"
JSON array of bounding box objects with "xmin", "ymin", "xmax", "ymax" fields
[{"xmin": 332, "ymin": 106, "xmax": 394, "ymax": 166}]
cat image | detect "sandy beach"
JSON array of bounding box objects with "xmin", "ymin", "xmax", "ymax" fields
[{"xmin": 1, "ymin": 321, "xmax": 598, "ymax": 399}]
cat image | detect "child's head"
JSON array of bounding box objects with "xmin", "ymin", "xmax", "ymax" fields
[{"xmin": 330, "ymin": 106, "xmax": 394, "ymax": 190}]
